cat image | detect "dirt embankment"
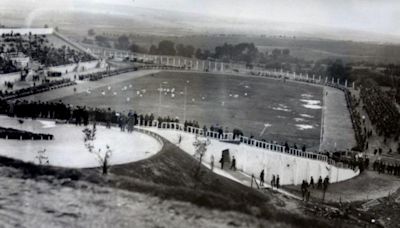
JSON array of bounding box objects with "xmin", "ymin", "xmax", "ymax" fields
[
  {"xmin": 0, "ymin": 138, "xmax": 362, "ymax": 228},
  {"xmin": 0, "ymin": 165, "xmax": 282, "ymax": 228}
]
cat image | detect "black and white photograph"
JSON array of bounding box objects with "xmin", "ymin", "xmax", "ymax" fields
[{"xmin": 0, "ymin": 0, "xmax": 400, "ymax": 227}]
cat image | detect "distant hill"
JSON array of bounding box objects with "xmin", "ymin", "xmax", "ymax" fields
[{"xmin": 2, "ymin": 2, "xmax": 400, "ymax": 63}]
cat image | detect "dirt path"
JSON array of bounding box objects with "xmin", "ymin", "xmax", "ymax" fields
[
  {"xmin": 319, "ymin": 86, "xmax": 356, "ymax": 152},
  {"xmin": 284, "ymin": 170, "xmax": 400, "ymax": 202},
  {"xmin": 217, "ymin": 168, "xmax": 304, "ymax": 214}
]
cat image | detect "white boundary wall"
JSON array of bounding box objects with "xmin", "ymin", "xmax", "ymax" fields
[
  {"xmin": 0, "ymin": 72, "xmax": 20, "ymax": 85},
  {"xmin": 47, "ymin": 60, "xmax": 100, "ymax": 75},
  {"xmin": 201, "ymin": 137, "xmax": 359, "ymax": 185},
  {"xmin": 139, "ymin": 125, "xmax": 359, "ymax": 186}
]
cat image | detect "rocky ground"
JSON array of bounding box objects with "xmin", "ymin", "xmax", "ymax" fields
[{"xmin": 354, "ymin": 188, "xmax": 400, "ymax": 228}]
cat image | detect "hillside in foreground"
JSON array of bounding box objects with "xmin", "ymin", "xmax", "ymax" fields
[
  {"xmin": 0, "ymin": 132, "xmax": 370, "ymax": 228},
  {"xmin": 0, "ymin": 165, "xmax": 283, "ymax": 227}
]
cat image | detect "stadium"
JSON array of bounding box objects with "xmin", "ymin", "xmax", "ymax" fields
[
  {"xmin": 0, "ymin": 27, "xmax": 358, "ymax": 182},
  {"xmin": 0, "ymin": 24, "xmax": 399, "ymax": 227}
]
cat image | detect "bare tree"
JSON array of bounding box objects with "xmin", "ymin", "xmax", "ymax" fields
[
  {"xmin": 83, "ymin": 123, "xmax": 112, "ymax": 175},
  {"xmin": 192, "ymin": 135, "xmax": 210, "ymax": 178},
  {"xmin": 36, "ymin": 149, "xmax": 49, "ymax": 165}
]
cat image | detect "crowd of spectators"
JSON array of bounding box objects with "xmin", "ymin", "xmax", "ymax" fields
[
  {"xmin": 331, "ymin": 150, "xmax": 400, "ymax": 178},
  {"xmin": 344, "ymin": 90, "xmax": 366, "ymax": 151},
  {"xmin": 0, "ymin": 79, "xmax": 75, "ymax": 100},
  {"xmin": 0, "ymin": 95, "xmax": 353, "ymax": 169},
  {"xmin": 360, "ymin": 80, "xmax": 400, "ymax": 140},
  {"xmin": 0, "ymin": 32, "xmax": 95, "ymax": 73},
  {"xmin": 0, "ymin": 99, "xmax": 166, "ymax": 131},
  {"xmin": 0, "ymin": 56, "xmax": 17, "ymax": 74},
  {"xmin": 333, "ymin": 154, "xmax": 366, "ymax": 172},
  {"xmin": 300, "ymin": 176, "xmax": 330, "ymax": 201},
  {"xmin": 0, "ymin": 126, "xmax": 53, "ymax": 140},
  {"xmin": 372, "ymin": 160, "xmax": 400, "ymax": 176},
  {"xmin": 78, "ymin": 66, "xmax": 137, "ymax": 81},
  {"xmin": 76, "ymin": 64, "xmax": 183, "ymax": 82}
]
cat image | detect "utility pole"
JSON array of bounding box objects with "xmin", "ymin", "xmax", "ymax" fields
[
  {"xmin": 183, "ymin": 86, "xmax": 187, "ymax": 123},
  {"xmin": 158, "ymin": 82, "xmax": 162, "ymax": 117}
]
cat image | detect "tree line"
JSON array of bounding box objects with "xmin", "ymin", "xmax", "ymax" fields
[{"xmin": 84, "ymin": 29, "xmax": 293, "ymax": 65}]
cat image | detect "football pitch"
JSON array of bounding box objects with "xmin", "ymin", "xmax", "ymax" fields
[{"xmin": 57, "ymin": 71, "xmax": 324, "ymax": 150}]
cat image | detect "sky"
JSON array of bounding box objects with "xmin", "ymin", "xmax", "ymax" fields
[{"xmin": 4, "ymin": 0, "xmax": 400, "ymax": 38}]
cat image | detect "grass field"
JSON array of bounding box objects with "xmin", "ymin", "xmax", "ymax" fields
[{"xmin": 58, "ymin": 71, "xmax": 323, "ymax": 150}]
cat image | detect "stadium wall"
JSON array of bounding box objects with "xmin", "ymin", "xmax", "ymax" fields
[
  {"xmin": 0, "ymin": 72, "xmax": 20, "ymax": 85},
  {"xmin": 225, "ymin": 144, "xmax": 358, "ymax": 185},
  {"xmin": 198, "ymin": 135, "xmax": 359, "ymax": 185},
  {"xmin": 47, "ymin": 60, "xmax": 100, "ymax": 75},
  {"xmin": 143, "ymin": 127, "xmax": 359, "ymax": 186},
  {"xmin": 53, "ymin": 31, "xmax": 98, "ymax": 59}
]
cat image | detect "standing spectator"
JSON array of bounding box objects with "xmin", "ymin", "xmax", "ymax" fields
[
  {"xmin": 230, "ymin": 156, "xmax": 236, "ymax": 171},
  {"xmin": 127, "ymin": 114, "xmax": 134, "ymax": 133},
  {"xmin": 284, "ymin": 142, "xmax": 289, "ymax": 152},
  {"xmin": 301, "ymin": 180, "xmax": 308, "ymax": 200},
  {"xmin": 323, "ymin": 176, "xmax": 330, "ymax": 192},
  {"xmin": 276, "ymin": 175, "xmax": 280, "ymax": 189},
  {"xmin": 210, "ymin": 154, "xmax": 215, "ymax": 171},
  {"xmin": 378, "ymin": 161, "xmax": 382, "ymax": 174},
  {"xmin": 365, "ymin": 156, "xmax": 370, "ymax": 169},
  {"xmin": 317, "ymin": 176, "xmax": 323, "ymax": 189},
  {"xmin": 119, "ymin": 114, "xmax": 126, "ymax": 132},
  {"xmin": 259, "ymin": 169, "xmax": 265, "ymax": 186},
  {"xmin": 271, "ymin": 175, "xmax": 276, "ymax": 189},
  {"xmin": 105, "ymin": 108, "xmax": 112, "ymax": 128},
  {"xmin": 306, "ymin": 188, "xmax": 311, "ymax": 202},
  {"xmin": 219, "ymin": 155, "xmax": 224, "ymax": 169},
  {"xmin": 322, "ymin": 176, "xmax": 330, "ymax": 202},
  {"xmin": 82, "ymin": 107, "xmax": 89, "ymax": 126},
  {"xmin": 310, "ymin": 176, "xmax": 315, "ymax": 188}
]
